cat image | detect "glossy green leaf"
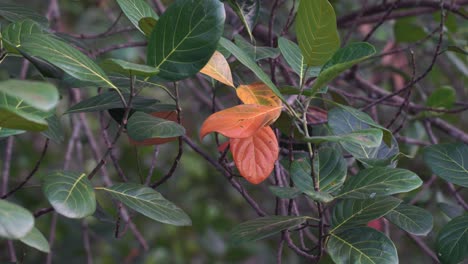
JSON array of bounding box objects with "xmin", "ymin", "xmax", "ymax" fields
[
  {"xmin": 0, "ymin": 199, "xmax": 34, "ymax": 239},
  {"xmin": 98, "ymin": 183, "xmax": 191, "ymax": 226},
  {"xmin": 101, "ymin": 58, "xmax": 159, "ymax": 77},
  {"xmin": 41, "ymin": 115, "xmax": 64, "ymax": 143},
  {"xmin": 220, "ymin": 38, "xmax": 285, "ymax": 102},
  {"xmin": 19, "ymin": 227, "xmax": 50, "ymax": 253},
  {"xmin": 147, "ymin": 0, "xmax": 225, "ymax": 81},
  {"xmin": 394, "ymin": 17, "xmax": 427, "ymax": 43},
  {"xmin": 436, "ymin": 215, "xmax": 468, "ymax": 264},
  {"xmin": 331, "ymin": 197, "xmax": 401, "ymax": 232},
  {"xmin": 0, "ymin": 2, "xmax": 48, "ymax": 24},
  {"xmin": 234, "ymin": 35, "xmax": 279, "ymax": 61},
  {"xmin": 20, "ymin": 34, "xmax": 116, "ymax": 88},
  {"xmin": 0, "ymin": 80, "xmax": 58, "ymax": 111},
  {"xmin": 296, "ymin": 0, "xmax": 340, "ymax": 66},
  {"xmin": 303, "ymin": 189, "xmax": 334, "ymax": 203},
  {"xmin": 0, "ymin": 92, "xmax": 49, "ymax": 131},
  {"xmin": 311, "ymin": 43, "xmax": 376, "ymax": 94},
  {"xmin": 304, "ymin": 128, "xmax": 383, "ymax": 148},
  {"xmin": 426, "ymin": 86, "xmax": 456, "ymax": 109},
  {"xmin": 337, "ymin": 167, "xmax": 422, "ymax": 199},
  {"xmin": 385, "ymin": 204, "xmax": 433, "ymax": 236},
  {"xmin": 127, "ymin": 111, "xmax": 185, "ymax": 141},
  {"xmin": 1, "ymin": 19, "xmax": 43, "ymax": 53},
  {"xmin": 116, "ymin": 0, "xmax": 158, "ymax": 35},
  {"xmin": 278, "ymin": 37, "xmax": 320, "ymax": 81},
  {"xmin": 327, "ymin": 227, "xmax": 398, "ymax": 264},
  {"xmin": 225, "ymin": 0, "xmax": 259, "ymax": 41},
  {"xmin": 423, "ymin": 143, "xmax": 468, "ymax": 187},
  {"xmin": 42, "ymin": 171, "xmax": 96, "ymax": 219},
  {"xmin": 268, "ymin": 186, "xmax": 302, "ymax": 199},
  {"xmin": 138, "ymin": 17, "xmax": 157, "ymax": 36},
  {"xmin": 230, "ymin": 216, "xmax": 311, "ymax": 245}
]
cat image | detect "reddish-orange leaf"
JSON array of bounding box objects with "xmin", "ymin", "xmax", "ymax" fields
[
  {"xmin": 129, "ymin": 111, "xmax": 180, "ymax": 146},
  {"xmin": 236, "ymin": 82, "xmax": 282, "ymax": 107},
  {"xmin": 200, "ymin": 104, "xmax": 282, "ymax": 139},
  {"xmin": 230, "ymin": 126, "xmax": 279, "ymax": 184},
  {"xmin": 200, "ymin": 51, "xmax": 234, "ymax": 87}
]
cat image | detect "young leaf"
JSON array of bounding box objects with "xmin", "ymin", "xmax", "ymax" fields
[
  {"xmin": 129, "ymin": 111, "xmax": 180, "ymax": 146},
  {"xmin": 311, "ymin": 42, "xmax": 376, "ymax": 94},
  {"xmin": 199, "ymin": 51, "xmax": 234, "ymax": 87},
  {"xmin": 0, "ymin": 92, "xmax": 49, "ymax": 131},
  {"xmin": 200, "ymin": 104, "xmax": 282, "ymax": 139},
  {"xmin": 0, "ymin": 80, "xmax": 58, "ymax": 111},
  {"xmin": 127, "ymin": 111, "xmax": 185, "ymax": 141},
  {"xmin": 230, "ymin": 216, "xmax": 310, "ymax": 245},
  {"xmin": 116, "ymin": 0, "xmax": 159, "ymax": 35},
  {"xmin": 20, "ymin": 34, "xmax": 116, "ymax": 88},
  {"xmin": 236, "ymin": 82, "xmax": 282, "ymax": 107},
  {"xmin": 385, "ymin": 204, "xmax": 433, "ymax": 236},
  {"xmin": 268, "ymin": 186, "xmax": 302, "ymax": 199},
  {"xmin": 230, "ymin": 126, "xmax": 278, "ymax": 184},
  {"xmin": 423, "ymin": 143, "xmax": 468, "ymax": 187},
  {"xmin": 277, "ymin": 37, "xmax": 320, "ymax": 81},
  {"xmin": 97, "ymin": 183, "xmax": 191, "ymax": 226},
  {"xmin": 327, "ymin": 227, "xmax": 398, "ymax": 264},
  {"xmin": 42, "ymin": 171, "xmax": 96, "ymax": 219},
  {"xmin": 225, "ymin": 0, "xmax": 259, "ymax": 41},
  {"xmin": 101, "ymin": 58, "xmax": 159, "ymax": 77},
  {"xmin": 0, "ymin": 200, "xmax": 34, "ymax": 239},
  {"xmin": 147, "ymin": 0, "xmax": 225, "ymax": 81},
  {"xmin": 296, "ymin": 0, "xmax": 340, "ymax": 66},
  {"xmin": 19, "ymin": 227, "xmax": 50, "ymax": 253},
  {"xmin": 436, "ymin": 215, "xmax": 468, "ymax": 264},
  {"xmin": 331, "ymin": 197, "xmax": 402, "ymax": 232},
  {"xmin": 337, "ymin": 167, "xmax": 422, "ymax": 199},
  {"xmin": 219, "ymin": 38, "xmax": 285, "ymax": 102}
]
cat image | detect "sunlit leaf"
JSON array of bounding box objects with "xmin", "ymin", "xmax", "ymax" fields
[
  {"xmin": 436, "ymin": 215, "xmax": 468, "ymax": 264},
  {"xmin": 0, "ymin": 199, "xmax": 34, "ymax": 239},
  {"xmin": 200, "ymin": 51, "xmax": 234, "ymax": 87},
  {"xmin": 236, "ymin": 82, "xmax": 282, "ymax": 107},
  {"xmin": 19, "ymin": 227, "xmax": 50, "ymax": 253},
  {"xmin": 116, "ymin": 0, "xmax": 158, "ymax": 35},
  {"xmin": 0, "ymin": 92, "xmax": 49, "ymax": 131},
  {"xmin": 200, "ymin": 104, "xmax": 282, "ymax": 139},
  {"xmin": 0, "ymin": 79, "xmax": 58, "ymax": 111},
  {"xmin": 296, "ymin": 0, "xmax": 340, "ymax": 66},
  {"xmin": 230, "ymin": 126, "xmax": 278, "ymax": 184},
  {"xmin": 423, "ymin": 143, "xmax": 468, "ymax": 187}
]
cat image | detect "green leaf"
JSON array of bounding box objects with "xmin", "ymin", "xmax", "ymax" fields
[
  {"xmin": 147, "ymin": 0, "xmax": 225, "ymax": 81},
  {"xmin": 423, "ymin": 143, "xmax": 468, "ymax": 187},
  {"xmin": 436, "ymin": 215, "xmax": 468, "ymax": 264},
  {"xmin": 296, "ymin": 0, "xmax": 340, "ymax": 66},
  {"xmin": 311, "ymin": 43, "xmax": 376, "ymax": 94},
  {"xmin": 0, "ymin": 2, "xmax": 48, "ymax": 24},
  {"xmin": 19, "ymin": 227, "xmax": 50, "ymax": 253},
  {"xmin": 0, "ymin": 80, "xmax": 58, "ymax": 111},
  {"xmin": 20, "ymin": 34, "xmax": 116, "ymax": 88},
  {"xmin": 447, "ymin": 46, "xmax": 468, "ymax": 56},
  {"xmin": 337, "ymin": 167, "xmax": 422, "ymax": 199},
  {"xmin": 101, "ymin": 58, "xmax": 159, "ymax": 77},
  {"xmin": 426, "ymin": 86, "xmax": 456, "ymax": 109},
  {"xmin": 41, "ymin": 115, "xmax": 64, "ymax": 143},
  {"xmin": 219, "ymin": 38, "xmax": 285, "ymax": 102},
  {"xmin": 303, "ymin": 128, "xmax": 383, "ymax": 148},
  {"xmin": 394, "ymin": 17, "xmax": 427, "ymax": 43},
  {"xmin": 1, "ymin": 19, "xmax": 44, "ymax": 54},
  {"xmin": 268, "ymin": 186, "xmax": 302, "ymax": 199},
  {"xmin": 19, "ymin": 49, "xmax": 65, "ymax": 79},
  {"xmin": 438, "ymin": 203, "xmax": 464, "ymax": 219},
  {"xmin": 0, "ymin": 92, "xmax": 49, "ymax": 131},
  {"xmin": 0, "ymin": 199, "xmax": 34, "ymax": 239},
  {"xmin": 331, "ymin": 197, "xmax": 401, "ymax": 232},
  {"xmin": 127, "ymin": 111, "xmax": 185, "ymax": 141},
  {"xmin": 327, "ymin": 227, "xmax": 398, "ymax": 264},
  {"xmin": 303, "ymin": 189, "xmax": 334, "ymax": 203},
  {"xmin": 385, "ymin": 204, "xmax": 433, "ymax": 236},
  {"xmin": 278, "ymin": 37, "xmax": 320, "ymax": 81},
  {"xmin": 234, "ymin": 35, "xmax": 279, "ymax": 61},
  {"xmin": 290, "ymin": 148, "xmax": 347, "ymax": 193},
  {"xmin": 66, "ymin": 91, "xmax": 160, "ymax": 114},
  {"xmin": 0, "ymin": 127, "xmax": 24, "ymax": 138},
  {"xmin": 42, "ymin": 171, "xmax": 96, "ymax": 219},
  {"xmin": 230, "ymin": 216, "xmax": 310, "ymax": 245},
  {"xmin": 97, "ymin": 183, "xmax": 191, "ymax": 226},
  {"xmin": 138, "ymin": 17, "xmax": 157, "ymax": 36},
  {"xmin": 116, "ymin": 0, "xmax": 159, "ymax": 35},
  {"xmin": 225, "ymin": 0, "xmax": 259, "ymax": 41}
]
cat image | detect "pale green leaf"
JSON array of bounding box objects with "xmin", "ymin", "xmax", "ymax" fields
[
  {"xmin": 0, "ymin": 79, "xmax": 58, "ymax": 111},
  {"xmin": 19, "ymin": 227, "xmax": 50, "ymax": 253},
  {"xmin": 0, "ymin": 199, "xmax": 34, "ymax": 239}
]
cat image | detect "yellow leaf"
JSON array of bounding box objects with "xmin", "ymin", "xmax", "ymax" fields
[
  {"xmin": 237, "ymin": 82, "xmax": 282, "ymax": 107},
  {"xmin": 200, "ymin": 51, "xmax": 234, "ymax": 87}
]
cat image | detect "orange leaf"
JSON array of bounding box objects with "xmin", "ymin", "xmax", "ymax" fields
[
  {"xmin": 129, "ymin": 111, "xmax": 180, "ymax": 146},
  {"xmin": 200, "ymin": 51, "xmax": 234, "ymax": 87},
  {"xmin": 200, "ymin": 104, "xmax": 282, "ymax": 139},
  {"xmin": 230, "ymin": 126, "xmax": 279, "ymax": 184},
  {"xmin": 236, "ymin": 82, "xmax": 282, "ymax": 107}
]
